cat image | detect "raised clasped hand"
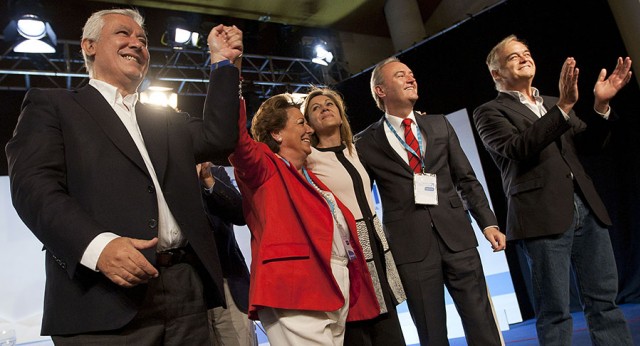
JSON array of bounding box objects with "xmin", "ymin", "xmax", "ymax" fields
[{"xmin": 208, "ymin": 24, "xmax": 243, "ymax": 63}]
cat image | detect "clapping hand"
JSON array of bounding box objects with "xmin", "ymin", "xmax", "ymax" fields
[{"xmin": 594, "ymin": 57, "xmax": 632, "ymax": 113}]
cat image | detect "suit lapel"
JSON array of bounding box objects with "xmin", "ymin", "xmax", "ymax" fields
[
  {"xmin": 372, "ymin": 116, "xmax": 413, "ymax": 175},
  {"xmin": 497, "ymin": 93, "xmax": 540, "ymax": 123},
  {"xmin": 72, "ymin": 86, "xmax": 149, "ymax": 176},
  {"xmin": 136, "ymin": 104, "xmax": 168, "ymax": 185}
]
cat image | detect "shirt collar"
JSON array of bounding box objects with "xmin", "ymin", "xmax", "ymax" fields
[
  {"xmin": 501, "ymin": 87, "xmax": 543, "ymax": 105},
  {"xmin": 89, "ymin": 79, "xmax": 139, "ymax": 109},
  {"xmin": 385, "ymin": 110, "xmax": 416, "ymax": 130}
]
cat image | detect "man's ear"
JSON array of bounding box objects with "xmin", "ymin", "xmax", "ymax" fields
[
  {"xmin": 81, "ymin": 39, "xmax": 96, "ymax": 57},
  {"xmin": 490, "ymin": 69, "xmax": 501, "ymax": 82},
  {"xmin": 374, "ymin": 85, "xmax": 385, "ymax": 99}
]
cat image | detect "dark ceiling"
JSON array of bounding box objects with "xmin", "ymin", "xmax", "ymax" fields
[
  {"xmin": 87, "ymin": 0, "xmax": 442, "ymax": 38},
  {"xmin": 1, "ymin": 0, "xmax": 442, "ymax": 55}
]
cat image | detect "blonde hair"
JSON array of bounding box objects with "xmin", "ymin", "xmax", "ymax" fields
[
  {"xmin": 301, "ymin": 86, "xmax": 354, "ymax": 154},
  {"xmin": 370, "ymin": 56, "xmax": 400, "ymax": 112}
]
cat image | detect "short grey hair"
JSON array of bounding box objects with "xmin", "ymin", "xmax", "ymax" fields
[
  {"xmin": 370, "ymin": 56, "xmax": 400, "ymax": 112},
  {"xmin": 486, "ymin": 34, "xmax": 524, "ymax": 90},
  {"xmin": 81, "ymin": 8, "xmax": 145, "ymax": 78}
]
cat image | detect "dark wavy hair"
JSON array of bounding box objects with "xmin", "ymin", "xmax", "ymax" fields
[{"xmin": 250, "ymin": 94, "xmax": 300, "ymax": 153}]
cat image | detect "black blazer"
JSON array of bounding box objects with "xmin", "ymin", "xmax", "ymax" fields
[
  {"xmin": 202, "ymin": 165, "xmax": 250, "ymax": 313},
  {"xmin": 5, "ymin": 66, "xmax": 240, "ymax": 335},
  {"xmin": 473, "ymin": 93, "xmax": 612, "ymax": 241},
  {"xmin": 355, "ymin": 112, "xmax": 498, "ymax": 265}
]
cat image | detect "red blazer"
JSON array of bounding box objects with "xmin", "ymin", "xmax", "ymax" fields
[{"xmin": 229, "ymin": 102, "xmax": 379, "ymax": 322}]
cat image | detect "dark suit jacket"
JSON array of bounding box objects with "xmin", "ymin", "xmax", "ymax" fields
[
  {"xmin": 202, "ymin": 165, "xmax": 250, "ymax": 313},
  {"xmin": 473, "ymin": 93, "xmax": 612, "ymax": 241},
  {"xmin": 354, "ymin": 112, "xmax": 498, "ymax": 265},
  {"xmin": 5, "ymin": 66, "xmax": 240, "ymax": 335}
]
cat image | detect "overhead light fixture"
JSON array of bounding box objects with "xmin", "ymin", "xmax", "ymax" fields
[
  {"xmin": 140, "ymin": 86, "xmax": 178, "ymax": 110},
  {"xmin": 3, "ymin": 13, "xmax": 57, "ymax": 53},
  {"xmin": 311, "ymin": 42, "xmax": 333, "ymax": 66},
  {"xmin": 162, "ymin": 17, "xmax": 203, "ymax": 50}
]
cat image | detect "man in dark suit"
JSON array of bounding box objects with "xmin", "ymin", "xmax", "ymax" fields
[
  {"xmin": 5, "ymin": 8, "xmax": 243, "ymax": 345},
  {"xmin": 355, "ymin": 56, "xmax": 506, "ymax": 346},
  {"xmin": 473, "ymin": 35, "xmax": 633, "ymax": 345},
  {"xmin": 197, "ymin": 162, "xmax": 257, "ymax": 346}
]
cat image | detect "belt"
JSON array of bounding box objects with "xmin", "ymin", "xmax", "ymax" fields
[{"xmin": 156, "ymin": 247, "xmax": 198, "ymax": 267}]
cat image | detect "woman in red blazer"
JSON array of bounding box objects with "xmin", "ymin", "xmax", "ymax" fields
[{"xmin": 229, "ymin": 94, "xmax": 379, "ymax": 345}]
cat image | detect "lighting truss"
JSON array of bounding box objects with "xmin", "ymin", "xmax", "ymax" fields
[{"xmin": 0, "ymin": 36, "xmax": 350, "ymax": 98}]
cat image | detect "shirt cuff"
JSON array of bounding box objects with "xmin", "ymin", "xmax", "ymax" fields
[
  {"xmin": 558, "ymin": 107, "xmax": 570, "ymax": 121},
  {"xmin": 80, "ymin": 232, "xmax": 120, "ymax": 271},
  {"xmin": 483, "ymin": 225, "xmax": 499, "ymax": 233},
  {"xmin": 595, "ymin": 106, "xmax": 611, "ymax": 119}
]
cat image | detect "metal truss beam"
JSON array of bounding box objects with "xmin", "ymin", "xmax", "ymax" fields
[{"xmin": 0, "ymin": 36, "xmax": 349, "ymax": 98}]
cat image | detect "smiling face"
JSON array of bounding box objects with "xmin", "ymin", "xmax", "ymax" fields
[
  {"xmin": 272, "ymin": 107, "xmax": 314, "ymax": 162},
  {"xmin": 492, "ymin": 39, "xmax": 536, "ymax": 91},
  {"xmin": 375, "ymin": 61, "xmax": 418, "ymax": 112},
  {"xmin": 306, "ymin": 95, "xmax": 343, "ymax": 137},
  {"xmin": 82, "ymin": 13, "xmax": 149, "ymax": 94}
]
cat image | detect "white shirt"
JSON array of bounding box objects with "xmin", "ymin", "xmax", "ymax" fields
[
  {"xmin": 80, "ymin": 79, "xmax": 185, "ymax": 271},
  {"xmin": 501, "ymin": 87, "xmax": 610, "ymax": 119},
  {"xmin": 383, "ymin": 110, "xmax": 424, "ymax": 165}
]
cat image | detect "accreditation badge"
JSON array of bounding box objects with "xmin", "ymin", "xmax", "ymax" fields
[{"xmin": 414, "ymin": 173, "xmax": 438, "ymax": 205}]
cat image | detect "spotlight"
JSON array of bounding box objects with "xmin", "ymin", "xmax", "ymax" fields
[
  {"xmin": 140, "ymin": 86, "xmax": 178, "ymax": 110},
  {"xmin": 3, "ymin": 13, "xmax": 57, "ymax": 53},
  {"xmin": 311, "ymin": 43, "xmax": 333, "ymax": 66},
  {"xmin": 162, "ymin": 17, "xmax": 202, "ymax": 50}
]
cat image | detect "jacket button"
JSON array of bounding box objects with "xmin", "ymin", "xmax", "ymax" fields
[
  {"xmin": 148, "ymin": 219, "xmax": 158, "ymax": 228},
  {"xmin": 147, "ymin": 185, "xmax": 155, "ymax": 193}
]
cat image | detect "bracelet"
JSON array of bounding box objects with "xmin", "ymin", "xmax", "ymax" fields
[{"xmin": 211, "ymin": 59, "xmax": 232, "ymax": 70}]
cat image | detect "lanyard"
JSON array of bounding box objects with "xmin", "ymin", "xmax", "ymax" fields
[
  {"xmin": 384, "ymin": 117, "xmax": 425, "ymax": 173},
  {"xmin": 302, "ymin": 167, "xmax": 335, "ymax": 214},
  {"xmin": 302, "ymin": 167, "xmax": 357, "ymax": 261}
]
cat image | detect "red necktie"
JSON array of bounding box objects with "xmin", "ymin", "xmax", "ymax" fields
[{"xmin": 402, "ymin": 118, "xmax": 421, "ymax": 173}]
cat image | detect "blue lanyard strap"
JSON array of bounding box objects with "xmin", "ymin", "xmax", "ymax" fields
[
  {"xmin": 302, "ymin": 166, "xmax": 357, "ymax": 261},
  {"xmin": 302, "ymin": 167, "xmax": 336, "ymax": 214},
  {"xmin": 384, "ymin": 116, "xmax": 425, "ymax": 173}
]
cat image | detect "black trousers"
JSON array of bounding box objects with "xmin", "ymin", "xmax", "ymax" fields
[
  {"xmin": 52, "ymin": 263, "xmax": 210, "ymax": 346},
  {"xmin": 396, "ymin": 226, "xmax": 502, "ymax": 346}
]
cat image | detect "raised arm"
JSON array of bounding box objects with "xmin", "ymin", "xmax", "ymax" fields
[{"xmin": 193, "ymin": 25, "xmax": 244, "ymax": 164}]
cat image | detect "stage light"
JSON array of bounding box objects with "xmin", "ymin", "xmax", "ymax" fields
[
  {"xmin": 162, "ymin": 17, "xmax": 202, "ymax": 50},
  {"xmin": 3, "ymin": 13, "xmax": 57, "ymax": 53},
  {"xmin": 311, "ymin": 43, "xmax": 333, "ymax": 66},
  {"xmin": 140, "ymin": 86, "xmax": 178, "ymax": 110}
]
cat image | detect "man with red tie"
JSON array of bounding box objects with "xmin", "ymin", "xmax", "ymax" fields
[{"xmin": 355, "ymin": 57, "xmax": 506, "ymax": 346}]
